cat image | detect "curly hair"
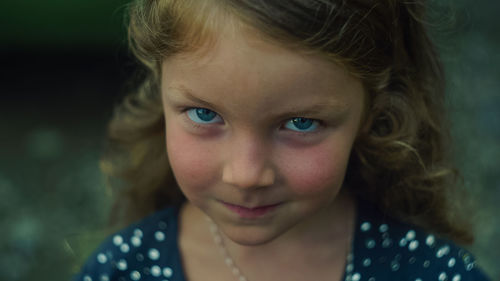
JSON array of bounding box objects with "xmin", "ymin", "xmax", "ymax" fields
[{"xmin": 101, "ymin": 0, "xmax": 474, "ymax": 244}]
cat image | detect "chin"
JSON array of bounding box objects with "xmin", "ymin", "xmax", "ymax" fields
[
  {"xmin": 218, "ymin": 222, "xmax": 291, "ymax": 247},
  {"xmin": 225, "ymin": 230, "xmax": 280, "ymax": 247}
]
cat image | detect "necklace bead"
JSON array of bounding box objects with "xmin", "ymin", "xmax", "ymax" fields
[{"xmin": 207, "ymin": 217, "xmax": 250, "ymax": 281}]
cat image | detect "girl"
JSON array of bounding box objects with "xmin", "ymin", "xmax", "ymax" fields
[{"xmin": 75, "ymin": 0, "xmax": 491, "ymax": 280}]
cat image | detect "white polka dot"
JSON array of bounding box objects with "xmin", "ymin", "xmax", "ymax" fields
[
  {"xmin": 448, "ymin": 257, "xmax": 456, "ymax": 267},
  {"xmin": 131, "ymin": 236, "xmax": 142, "ymax": 247},
  {"xmin": 379, "ymin": 224, "xmax": 388, "ymax": 232},
  {"xmin": 163, "ymin": 267, "xmax": 173, "ymax": 278},
  {"xmin": 347, "ymin": 253, "xmax": 353, "ymax": 262},
  {"xmin": 120, "ymin": 243, "xmax": 130, "ymax": 253},
  {"xmin": 155, "ymin": 231, "xmax": 166, "ymax": 242},
  {"xmin": 134, "ymin": 229, "xmax": 143, "ymax": 238},
  {"xmin": 436, "ymin": 245, "xmax": 450, "ymax": 258},
  {"xmin": 452, "ymin": 274, "xmax": 462, "ymax": 281},
  {"xmin": 426, "ymin": 234, "xmax": 435, "ymax": 246},
  {"xmin": 117, "ymin": 259, "xmax": 128, "ymax": 271},
  {"xmin": 415, "ymin": 279, "xmax": 422, "ymax": 281},
  {"xmin": 346, "ymin": 263, "xmax": 354, "ymax": 273},
  {"xmin": 368, "ymin": 278, "xmax": 376, "ymax": 281},
  {"xmin": 423, "ymin": 260, "xmax": 430, "ymax": 268},
  {"xmin": 148, "ymin": 248, "xmax": 160, "ymax": 260},
  {"xmin": 408, "ymin": 240, "xmax": 419, "ymax": 251},
  {"xmin": 83, "ymin": 276, "xmax": 92, "ymax": 281},
  {"xmin": 382, "ymin": 238, "xmax": 392, "ymax": 248},
  {"xmin": 97, "ymin": 253, "xmax": 107, "ymax": 264},
  {"xmin": 100, "ymin": 275, "xmax": 109, "ymax": 281},
  {"xmin": 399, "ymin": 238, "xmax": 408, "ymax": 247},
  {"xmin": 352, "ymin": 273, "xmax": 361, "ymax": 281},
  {"xmin": 406, "ymin": 230, "xmax": 416, "ymax": 240},
  {"xmin": 390, "ymin": 260, "xmax": 400, "ymax": 271},
  {"xmin": 365, "ymin": 239, "xmax": 376, "ymax": 249},
  {"xmin": 113, "ymin": 235, "xmax": 123, "ymax": 246},
  {"xmin": 151, "ymin": 265, "xmax": 162, "ymax": 277},
  {"xmin": 130, "ymin": 270, "xmax": 141, "ymax": 280},
  {"xmin": 363, "ymin": 258, "xmax": 371, "ymax": 267},
  {"xmin": 361, "ymin": 222, "xmax": 371, "ymax": 232},
  {"xmin": 466, "ymin": 262, "xmax": 475, "ymax": 271},
  {"xmin": 439, "ymin": 272, "xmax": 447, "ymax": 281}
]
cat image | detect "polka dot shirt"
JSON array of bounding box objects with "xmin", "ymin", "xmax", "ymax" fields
[{"xmin": 74, "ymin": 201, "xmax": 491, "ymax": 281}]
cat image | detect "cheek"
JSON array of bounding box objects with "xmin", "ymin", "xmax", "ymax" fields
[
  {"xmin": 166, "ymin": 124, "xmax": 218, "ymax": 193},
  {"xmin": 278, "ymin": 141, "xmax": 352, "ymax": 195}
]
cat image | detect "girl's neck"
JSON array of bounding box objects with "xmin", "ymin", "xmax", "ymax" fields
[
  {"xmin": 179, "ymin": 190, "xmax": 356, "ymax": 281},
  {"xmin": 183, "ymin": 189, "xmax": 356, "ymax": 260}
]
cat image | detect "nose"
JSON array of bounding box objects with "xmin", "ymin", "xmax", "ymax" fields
[{"xmin": 221, "ymin": 134, "xmax": 275, "ymax": 189}]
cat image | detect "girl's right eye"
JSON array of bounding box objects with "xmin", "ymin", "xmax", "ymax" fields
[
  {"xmin": 186, "ymin": 108, "xmax": 223, "ymax": 124},
  {"xmin": 283, "ymin": 117, "xmax": 319, "ymax": 133}
]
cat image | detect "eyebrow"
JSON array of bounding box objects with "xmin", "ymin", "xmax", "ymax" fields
[
  {"xmin": 274, "ymin": 103, "xmax": 349, "ymax": 118},
  {"xmin": 166, "ymin": 85, "xmax": 349, "ymax": 119},
  {"xmin": 166, "ymin": 85, "xmax": 220, "ymax": 108}
]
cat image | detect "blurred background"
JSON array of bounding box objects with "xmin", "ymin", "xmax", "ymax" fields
[{"xmin": 0, "ymin": 0, "xmax": 498, "ymax": 280}]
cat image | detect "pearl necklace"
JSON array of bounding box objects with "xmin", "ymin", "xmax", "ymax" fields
[
  {"xmin": 206, "ymin": 218, "xmax": 354, "ymax": 281},
  {"xmin": 206, "ymin": 218, "xmax": 249, "ymax": 281}
]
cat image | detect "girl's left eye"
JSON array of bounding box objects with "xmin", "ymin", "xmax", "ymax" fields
[
  {"xmin": 186, "ymin": 108, "xmax": 223, "ymax": 124},
  {"xmin": 283, "ymin": 117, "xmax": 319, "ymax": 132}
]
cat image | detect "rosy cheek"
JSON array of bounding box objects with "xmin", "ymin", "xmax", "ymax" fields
[
  {"xmin": 166, "ymin": 124, "xmax": 218, "ymax": 192},
  {"xmin": 278, "ymin": 142, "xmax": 350, "ymax": 195}
]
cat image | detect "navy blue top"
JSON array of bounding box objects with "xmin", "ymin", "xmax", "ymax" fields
[{"xmin": 74, "ymin": 202, "xmax": 491, "ymax": 281}]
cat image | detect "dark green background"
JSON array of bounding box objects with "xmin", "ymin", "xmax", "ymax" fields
[{"xmin": 1, "ymin": 1, "xmax": 499, "ymax": 280}]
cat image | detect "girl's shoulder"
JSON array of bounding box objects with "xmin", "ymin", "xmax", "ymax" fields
[
  {"xmin": 73, "ymin": 206, "xmax": 185, "ymax": 281},
  {"xmin": 349, "ymin": 200, "xmax": 491, "ymax": 281}
]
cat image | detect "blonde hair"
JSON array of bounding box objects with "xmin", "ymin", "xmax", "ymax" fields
[{"xmin": 102, "ymin": 0, "xmax": 473, "ymax": 244}]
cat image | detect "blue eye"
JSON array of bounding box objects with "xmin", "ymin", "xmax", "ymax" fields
[
  {"xmin": 186, "ymin": 108, "xmax": 223, "ymax": 124},
  {"xmin": 284, "ymin": 117, "xmax": 319, "ymax": 132}
]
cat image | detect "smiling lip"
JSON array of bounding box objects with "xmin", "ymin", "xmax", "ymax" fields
[{"xmin": 221, "ymin": 201, "xmax": 281, "ymax": 219}]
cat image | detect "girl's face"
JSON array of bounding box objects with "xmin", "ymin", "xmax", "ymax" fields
[{"xmin": 162, "ymin": 29, "xmax": 365, "ymax": 246}]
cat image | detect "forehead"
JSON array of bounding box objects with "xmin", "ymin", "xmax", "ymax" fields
[
  {"xmin": 161, "ymin": 26, "xmax": 364, "ymax": 120},
  {"xmin": 164, "ymin": 25, "xmax": 355, "ymax": 83}
]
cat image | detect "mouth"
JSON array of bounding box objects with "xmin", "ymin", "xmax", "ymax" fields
[{"xmin": 220, "ymin": 201, "xmax": 282, "ymax": 219}]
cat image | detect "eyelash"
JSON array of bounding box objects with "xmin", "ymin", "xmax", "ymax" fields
[
  {"xmin": 281, "ymin": 118, "xmax": 323, "ymax": 134},
  {"xmin": 181, "ymin": 107, "xmax": 324, "ymax": 134}
]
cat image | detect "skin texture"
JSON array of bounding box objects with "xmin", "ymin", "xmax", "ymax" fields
[{"xmin": 161, "ymin": 27, "xmax": 365, "ymax": 280}]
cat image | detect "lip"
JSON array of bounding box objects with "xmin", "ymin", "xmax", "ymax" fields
[{"xmin": 220, "ymin": 201, "xmax": 281, "ymax": 219}]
